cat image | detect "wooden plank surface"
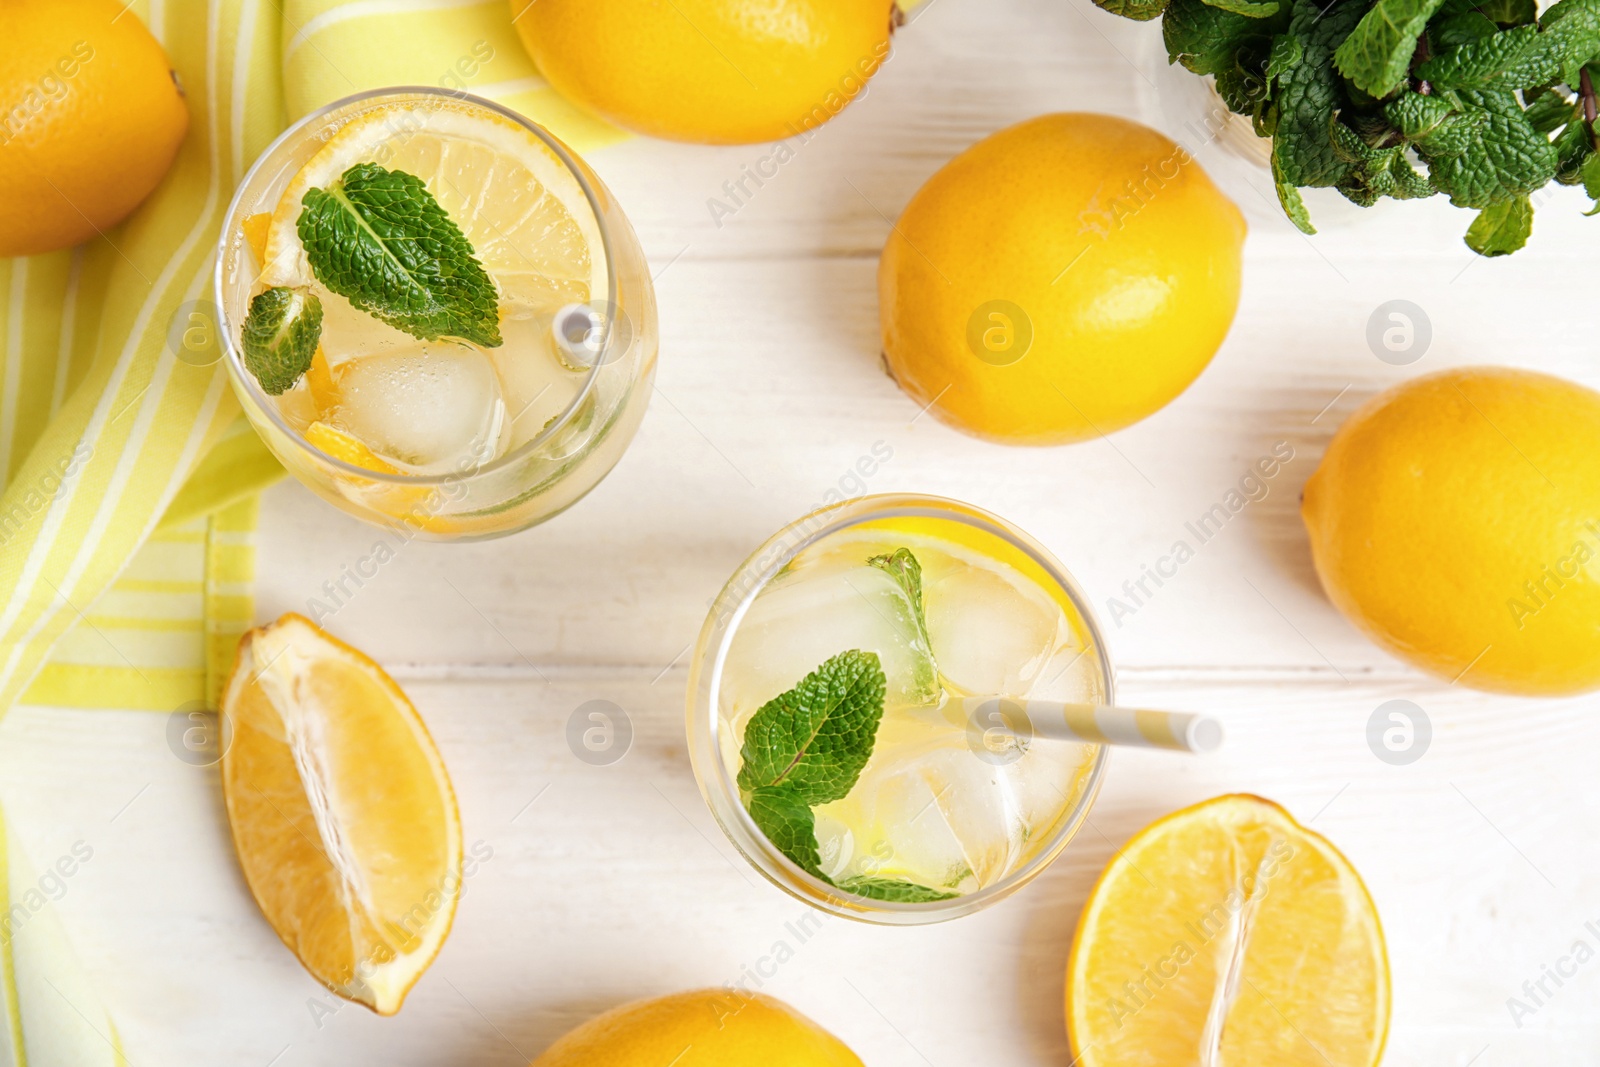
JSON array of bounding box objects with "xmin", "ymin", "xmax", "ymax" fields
[{"xmin": 10, "ymin": 0, "xmax": 1600, "ymax": 1063}]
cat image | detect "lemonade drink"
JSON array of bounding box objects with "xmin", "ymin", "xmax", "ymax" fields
[
  {"xmin": 216, "ymin": 89, "xmax": 657, "ymax": 539},
  {"xmin": 689, "ymin": 496, "xmax": 1111, "ymax": 921}
]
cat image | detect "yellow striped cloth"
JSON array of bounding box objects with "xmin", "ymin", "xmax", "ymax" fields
[
  {"xmin": 0, "ymin": 0, "xmax": 623, "ymax": 1057},
  {"xmin": 1, "ymin": 1, "xmax": 284, "ymax": 721},
  {"xmin": 0, "ymin": 0, "xmax": 286, "ymax": 1056}
]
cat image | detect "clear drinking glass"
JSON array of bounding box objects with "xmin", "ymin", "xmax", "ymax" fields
[
  {"xmin": 215, "ymin": 88, "xmax": 657, "ymax": 540},
  {"xmin": 687, "ymin": 494, "xmax": 1113, "ymax": 925}
]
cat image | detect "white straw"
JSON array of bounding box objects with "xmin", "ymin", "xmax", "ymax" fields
[{"xmin": 960, "ymin": 697, "xmax": 1223, "ymax": 755}]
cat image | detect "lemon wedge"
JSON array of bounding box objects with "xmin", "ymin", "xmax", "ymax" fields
[
  {"xmin": 1066, "ymin": 794, "xmax": 1389, "ymax": 1066},
  {"xmin": 220, "ymin": 614, "xmax": 461, "ymax": 1015}
]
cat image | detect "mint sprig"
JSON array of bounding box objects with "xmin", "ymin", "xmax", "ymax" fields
[
  {"xmin": 240, "ymin": 287, "xmax": 322, "ymax": 395},
  {"xmin": 1095, "ymin": 0, "xmax": 1600, "ymax": 253},
  {"xmin": 737, "ymin": 649, "xmax": 955, "ymax": 903},
  {"xmin": 737, "ymin": 649, "xmax": 886, "ymax": 803},
  {"xmin": 298, "ymin": 163, "xmax": 502, "ymax": 347}
]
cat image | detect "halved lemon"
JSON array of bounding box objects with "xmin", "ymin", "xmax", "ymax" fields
[
  {"xmin": 258, "ymin": 100, "xmax": 606, "ymax": 321},
  {"xmin": 1066, "ymin": 794, "xmax": 1388, "ymax": 1066},
  {"xmin": 220, "ymin": 614, "xmax": 462, "ymax": 1015}
]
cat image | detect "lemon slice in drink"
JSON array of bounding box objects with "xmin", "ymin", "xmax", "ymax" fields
[
  {"xmin": 220, "ymin": 614, "xmax": 462, "ymax": 1015},
  {"xmin": 1066, "ymin": 794, "xmax": 1389, "ymax": 1065},
  {"xmin": 259, "ymin": 101, "xmax": 606, "ymax": 322}
]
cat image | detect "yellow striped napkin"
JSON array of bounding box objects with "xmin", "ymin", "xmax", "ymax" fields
[
  {"xmin": 0, "ymin": 0, "xmax": 286, "ymax": 1055},
  {"xmin": 0, "ymin": 0, "xmax": 624, "ymax": 1054},
  {"xmin": 1, "ymin": 1, "xmax": 285, "ymax": 721}
]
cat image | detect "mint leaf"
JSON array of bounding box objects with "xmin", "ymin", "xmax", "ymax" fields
[
  {"xmin": 1523, "ymin": 87, "xmax": 1579, "ymax": 133},
  {"xmin": 746, "ymin": 786, "xmax": 827, "ymax": 880},
  {"xmin": 1272, "ymin": 152, "xmax": 1318, "ymax": 231},
  {"xmin": 1553, "ymin": 113, "xmax": 1595, "ymax": 181},
  {"xmin": 1430, "ymin": 10, "xmax": 1501, "ymax": 47},
  {"xmin": 241, "ymin": 287, "xmax": 322, "ymax": 395},
  {"xmin": 1385, "ymin": 90, "xmax": 1461, "ymax": 138},
  {"xmin": 1215, "ymin": 51, "xmax": 1278, "ymax": 113},
  {"xmin": 298, "ymin": 163, "xmax": 501, "ymax": 348},
  {"xmin": 1422, "ymin": 88, "xmax": 1558, "ymax": 206},
  {"xmin": 1094, "ymin": 0, "xmax": 1171, "ymax": 19},
  {"xmin": 1415, "ymin": 23, "xmax": 1557, "ymax": 87},
  {"xmin": 1581, "ymin": 152, "xmax": 1600, "ymax": 211},
  {"xmin": 1444, "ymin": 0, "xmax": 1537, "ymax": 27},
  {"xmin": 1271, "ymin": 0, "xmax": 1367, "ymax": 187},
  {"xmin": 1539, "ymin": 0, "xmax": 1600, "ymax": 83},
  {"xmin": 836, "ymin": 876, "xmax": 959, "ymax": 903},
  {"xmin": 1335, "ymin": 0, "xmax": 1449, "ymax": 97},
  {"xmin": 1463, "ymin": 194, "xmax": 1534, "ymax": 251},
  {"xmin": 1202, "ymin": 0, "xmax": 1283, "ymax": 19},
  {"xmin": 1410, "ymin": 102, "xmax": 1492, "ymax": 156},
  {"xmin": 736, "ymin": 650, "xmax": 886, "ymax": 805},
  {"xmin": 1164, "ymin": 0, "xmax": 1284, "ymax": 73}
]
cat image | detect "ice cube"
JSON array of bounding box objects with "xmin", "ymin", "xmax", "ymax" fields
[
  {"xmin": 330, "ymin": 344, "xmax": 506, "ymax": 474},
  {"xmin": 925, "ymin": 558, "xmax": 1068, "ymax": 698},
  {"xmin": 1032, "ymin": 639, "xmax": 1105, "ymax": 705},
  {"xmin": 720, "ymin": 549, "xmax": 941, "ymax": 726}
]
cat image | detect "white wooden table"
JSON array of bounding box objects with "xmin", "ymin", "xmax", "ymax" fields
[{"xmin": 6, "ymin": 0, "xmax": 1599, "ymax": 1063}]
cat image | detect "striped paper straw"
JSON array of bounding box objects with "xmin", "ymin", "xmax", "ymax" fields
[{"xmin": 960, "ymin": 697, "xmax": 1224, "ymax": 754}]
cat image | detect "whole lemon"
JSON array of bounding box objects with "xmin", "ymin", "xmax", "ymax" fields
[
  {"xmin": 879, "ymin": 113, "xmax": 1245, "ymax": 445},
  {"xmin": 0, "ymin": 0, "xmax": 188, "ymax": 257},
  {"xmin": 1302, "ymin": 367, "xmax": 1600, "ymax": 695},
  {"xmin": 530, "ymin": 989, "xmax": 863, "ymax": 1067},
  {"xmin": 509, "ymin": 0, "xmax": 896, "ymax": 144}
]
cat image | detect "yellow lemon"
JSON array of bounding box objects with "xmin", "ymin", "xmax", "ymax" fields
[
  {"xmin": 0, "ymin": 0, "xmax": 188, "ymax": 257},
  {"xmin": 1066, "ymin": 795, "xmax": 1389, "ymax": 1066},
  {"xmin": 1302, "ymin": 366, "xmax": 1600, "ymax": 695},
  {"xmin": 509, "ymin": 0, "xmax": 897, "ymax": 144},
  {"xmin": 879, "ymin": 113, "xmax": 1245, "ymax": 445},
  {"xmin": 221, "ymin": 614, "xmax": 461, "ymax": 1015},
  {"xmin": 530, "ymin": 989, "xmax": 863, "ymax": 1067}
]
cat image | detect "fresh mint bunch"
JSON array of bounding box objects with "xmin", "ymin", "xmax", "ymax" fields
[
  {"xmin": 299, "ymin": 162, "xmax": 502, "ymax": 346},
  {"xmin": 737, "ymin": 648, "xmax": 957, "ymax": 903},
  {"xmin": 240, "ymin": 287, "xmax": 322, "ymax": 395},
  {"xmin": 1100, "ymin": 0, "xmax": 1600, "ymax": 253}
]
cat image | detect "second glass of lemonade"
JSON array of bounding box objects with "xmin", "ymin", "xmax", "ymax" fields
[
  {"xmin": 688, "ymin": 495, "xmax": 1112, "ymax": 924},
  {"xmin": 215, "ymin": 88, "xmax": 657, "ymax": 540}
]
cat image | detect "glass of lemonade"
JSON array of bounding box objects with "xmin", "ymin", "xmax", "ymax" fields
[
  {"xmin": 688, "ymin": 494, "xmax": 1112, "ymax": 924},
  {"xmin": 215, "ymin": 88, "xmax": 657, "ymax": 540}
]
